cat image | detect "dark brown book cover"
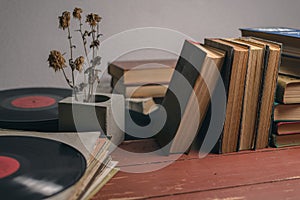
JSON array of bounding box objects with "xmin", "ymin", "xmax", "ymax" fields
[
  {"xmin": 280, "ymin": 55, "xmax": 300, "ymax": 78},
  {"xmin": 242, "ymin": 37, "xmax": 282, "ymax": 149},
  {"xmin": 271, "ymin": 133, "xmax": 300, "ymax": 148},
  {"xmin": 155, "ymin": 40, "xmax": 205, "ymax": 154},
  {"xmin": 225, "ymin": 39, "xmax": 265, "ymax": 151},
  {"xmin": 155, "ymin": 40, "xmax": 225, "ymax": 154},
  {"xmin": 200, "ymin": 38, "xmax": 249, "ymax": 153},
  {"xmin": 201, "ymin": 38, "xmax": 234, "ymax": 154}
]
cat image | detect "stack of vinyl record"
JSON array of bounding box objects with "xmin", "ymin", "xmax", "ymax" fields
[
  {"xmin": 0, "ymin": 126, "xmax": 119, "ymax": 200},
  {"xmin": 68, "ymin": 136, "xmax": 119, "ymax": 200}
]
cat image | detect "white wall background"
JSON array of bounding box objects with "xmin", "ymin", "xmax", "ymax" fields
[{"xmin": 0, "ymin": 0, "xmax": 300, "ymax": 90}]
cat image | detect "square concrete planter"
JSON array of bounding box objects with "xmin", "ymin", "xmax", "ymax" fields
[{"xmin": 58, "ymin": 93, "xmax": 125, "ymax": 146}]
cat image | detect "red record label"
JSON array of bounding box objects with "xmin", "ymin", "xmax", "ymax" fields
[
  {"xmin": 0, "ymin": 156, "xmax": 20, "ymax": 179},
  {"xmin": 11, "ymin": 96, "xmax": 56, "ymax": 109}
]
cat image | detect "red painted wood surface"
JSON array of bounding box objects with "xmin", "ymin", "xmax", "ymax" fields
[
  {"xmin": 94, "ymin": 140, "xmax": 300, "ymax": 200},
  {"xmin": 152, "ymin": 178, "xmax": 300, "ymax": 200}
]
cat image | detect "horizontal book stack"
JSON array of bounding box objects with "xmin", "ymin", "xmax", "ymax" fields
[
  {"xmin": 108, "ymin": 60, "xmax": 176, "ymax": 98},
  {"xmin": 108, "ymin": 60, "xmax": 172, "ymax": 138},
  {"xmin": 272, "ymin": 75, "xmax": 300, "ymax": 147}
]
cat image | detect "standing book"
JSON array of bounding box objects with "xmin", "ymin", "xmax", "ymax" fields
[
  {"xmin": 223, "ymin": 38, "xmax": 265, "ymax": 150},
  {"xmin": 156, "ymin": 40, "xmax": 225, "ymax": 154},
  {"xmin": 204, "ymin": 38, "xmax": 249, "ymax": 153},
  {"xmin": 241, "ymin": 38, "xmax": 281, "ymax": 149}
]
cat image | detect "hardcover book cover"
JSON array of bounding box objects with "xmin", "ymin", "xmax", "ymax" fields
[
  {"xmin": 202, "ymin": 39, "xmax": 234, "ymax": 153},
  {"xmin": 240, "ymin": 27, "xmax": 300, "ymax": 57},
  {"xmin": 155, "ymin": 40, "xmax": 225, "ymax": 154}
]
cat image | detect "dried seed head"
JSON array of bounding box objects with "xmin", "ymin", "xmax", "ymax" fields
[
  {"xmin": 74, "ymin": 56, "xmax": 85, "ymax": 72},
  {"xmin": 73, "ymin": 7, "xmax": 83, "ymax": 20},
  {"xmin": 94, "ymin": 14, "xmax": 102, "ymax": 23},
  {"xmin": 59, "ymin": 11, "xmax": 71, "ymax": 30},
  {"xmin": 86, "ymin": 13, "xmax": 102, "ymax": 26},
  {"xmin": 47, "ymin": 50, "xmax": 67, "ymax": 71}
]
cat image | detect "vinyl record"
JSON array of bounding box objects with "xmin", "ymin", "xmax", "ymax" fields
[
  {"xmin": 0, "ymin": 135, "xmax": 86, "ymax": 200},
  {"xmin": 0, "ymin": 87, "xmax": 72, "ymax": 131}
]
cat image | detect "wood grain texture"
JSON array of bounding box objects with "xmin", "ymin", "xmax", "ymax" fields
[
  {"xmin": 96, "ymin": 141, "xmax": 300, "ymax": 200},
  {"xmin": 151, "ymin": 178, "xmax": 300, "ymax": 200}
]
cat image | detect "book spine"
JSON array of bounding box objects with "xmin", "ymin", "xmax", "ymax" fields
[
  {"xmin": 253, "ymin": 46, "xmax": 269, "ymax": 149},
  {"xmin": 204, "ymin": 39, "xmax": 236, "ymax": 153},
  {"xmin": 108, "ymin": 64, "xmax": 124, "ymax": 79},
  {"xmin": 270, "ymin": 134, "xmax": 277, "ymax": 148},
  {"xmin": 275, "ymin": 78, "xmax": 287, "ymax": 104},
  {"xmin": 267, "ymin": 48, "xmax": 282, "ymax": 147}
]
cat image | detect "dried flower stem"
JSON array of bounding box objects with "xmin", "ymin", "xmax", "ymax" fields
[
  {"xmin": 62, "ymin": 67, "xmax": 73, "ymax": 88},
  {"xmin": 67, "ymin": 27, "xmax": 73, "ymax": 60},
  {"xmin": 97, "ymin": 23, "xmax": 100, "ymax": 39},
  {"xmin": 50, "ymin": 8, "xmax": 103, "ymax": 103},
  {"xmin": 67, "ymin": 27, "xmax": 78, "ymax": 101},
  {"xmin": 91, "ymin": 26, "xmax": 96, "ymax": 60},
  {"xmin": 87, "ymin": 25, "xmax": 97, "ymax": 102},
  {"xmin": 79, "ymin": 19, "xmax": 90, "ymax": 68},
  {"xmin": 62, "ymin": 68, "xmax": 78, "ymax": 100},
  {"xmin": 71, "ymin": 69, "xmax": 77, "ymax": 99}
]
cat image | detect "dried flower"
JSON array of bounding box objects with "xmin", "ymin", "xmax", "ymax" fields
[
  {"xmin": 86, "ymin": 13, "xmax": 102, "ymax": 26},
  {"xmin": 47, "ymin": 50, "xmax": 66, "ymax": 71},
  {"xmin": 48, "ymin": 8, "xmax": 104, "ymax": 102},
  {"xmin": 73, "ymin": 7, "xmax": 83, "ymax": 20},
  {"xmin": 74, "ymin": 56, "xmax": 85, "ymax": 72},
  {"xmin": 94, "ymin": 14, "xmax": 102, "ymax": 23},
  {"xmin": 59, "ymin": 11, "xmax": 71, "ymax": 30}
]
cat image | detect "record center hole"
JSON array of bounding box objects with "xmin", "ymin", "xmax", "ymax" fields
[{"xmin": 94, "ymin": 95, "xmax": 110, "ymax": 103}]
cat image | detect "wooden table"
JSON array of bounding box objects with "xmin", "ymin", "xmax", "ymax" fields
[{"xmin": 95, "ymin": 139, "xmax": 300, "ymax": 200}]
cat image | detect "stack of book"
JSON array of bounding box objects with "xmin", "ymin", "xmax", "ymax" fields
[
  {"xmin": 240, "ymin": 27, "xmax": 300, "ymax": 148},
  {"xmin": 108, "ymin": 59, "xmax": 176, "ymax": 98},
  {"xmin": 204, "ymin": 37, "xmax": 281, "ymax": 152},
  {"xmin": 155, "ymin": 38, "xmax": 281, "ymax": 154},
  {"xmin": 272, "ymin": 75, "xmax": 300, "ymax": 147},
  {"xmin": 108, "ymin": 60, "xmax": 176, "ymax": 137}
]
